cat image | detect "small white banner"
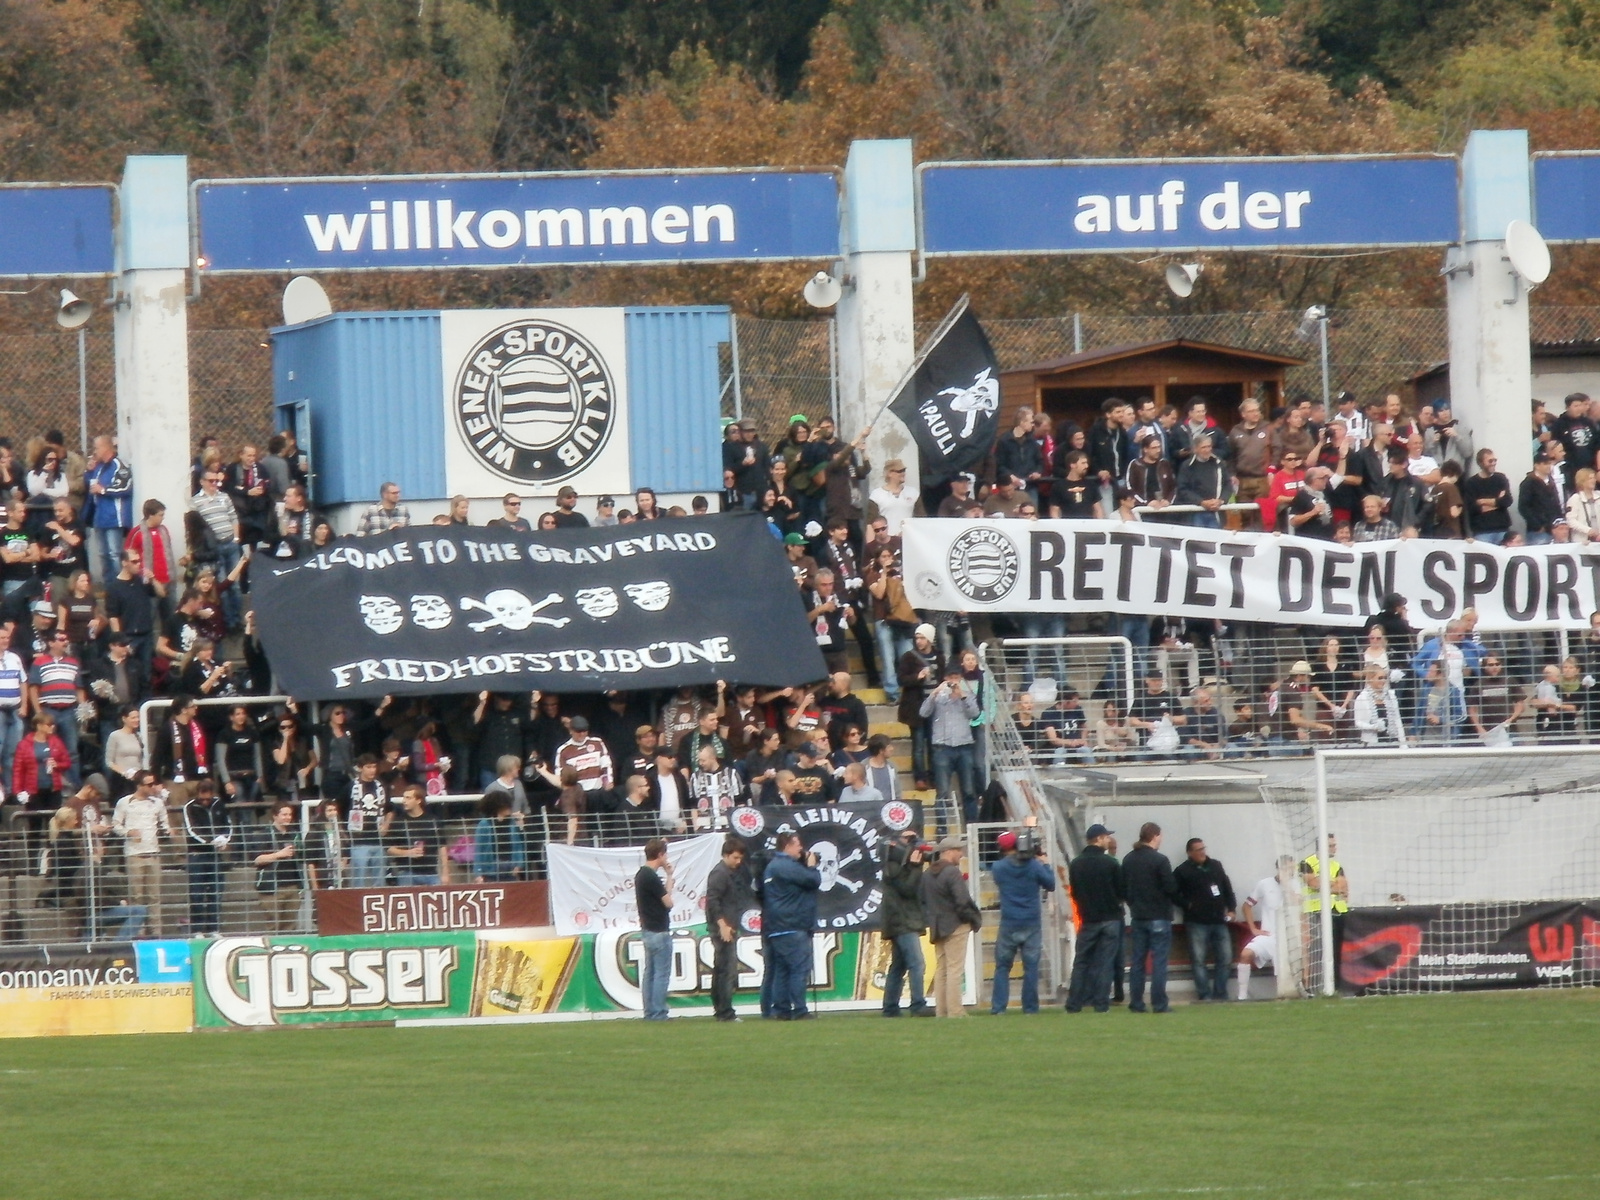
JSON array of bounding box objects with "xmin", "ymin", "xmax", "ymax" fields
[{"xmin": 547, "ymin": 833, "xmax": 724, "ymax": 937}]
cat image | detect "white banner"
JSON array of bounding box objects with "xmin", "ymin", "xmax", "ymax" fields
[
  {"xmin": 903, "ymin": 518, "xmax": 1600, "ymax": 630},
  {"xmin": 439, "ymin": 307, "xmax": 631, "ymax": 501},
  {"xmin": 546, "ymin": 833, "xmax": 724, "ymax": 937}
]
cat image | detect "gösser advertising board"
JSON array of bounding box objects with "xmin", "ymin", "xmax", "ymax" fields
[{"xmin": 190, "ymin": 929, "xmax": 976, "ymax": 1028}]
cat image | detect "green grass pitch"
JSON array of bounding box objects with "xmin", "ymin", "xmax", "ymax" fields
[{"xmin": 5, "ymin": 990, "xmax": 1597, "ymax": 1200}]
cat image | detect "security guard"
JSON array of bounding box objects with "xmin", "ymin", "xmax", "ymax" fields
[
  {"xmin": 1299, "ymin": 833, "xmax": 1348, "ymax": 914},
  {"xmin": 1300, "ymin": 833, "xmax": 1348, "ymax": 988}
]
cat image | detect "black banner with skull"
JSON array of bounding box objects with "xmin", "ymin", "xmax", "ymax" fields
[
  {"xmin": 886, "ymin": 306, "xmax": 1001, "ymax": 486},
  {"xmin": 249, "ymin": 515, "xmax": 828, "ymax": 699},
  {"xmin": 729, "ymin": 799, "xmax": 923, "ymax": 931}
]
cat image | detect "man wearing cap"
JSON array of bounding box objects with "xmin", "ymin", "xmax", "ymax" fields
[
  {"xmin": 552, "ymin": 486, "xmax": 589, "ymax": 528},
  {"xmin": 989, "ymin": 819, "xmax": 1055, "ymax": 1014},
  {"xmin": 594, "ymin": 496, "xmax": 619, "ymax": 527},
  {"xmin": 554, "ymin": 716, "xmax": 613, "ymax": 791},
  {"xmin": 787, "ymin": 741, "xmax": 836, "ymax": 802},
  {"xmin": 922, "ymin": 835, "xmax": 981, "ymax": 1016},
  {"xmin": 867, "ymin": 459, "xmax": 920, "ymax": 537},
  {"xmin": 898, "ymin": 624, "xmax": 940, "ymax": 791},
  {"xmin": 1518, "ymin": 453, "xmax": 1563, "ymax": 544},
  {"xmin": 783, "ymin": 532, "xmax": 817, "ymax": 590},
  {"xmin": 937, "ymin": 473, "xmax": 977, "ymax": 518},
  {"xmin": 1066, "ymin": 823, "xmax": 1126, "ymax": 1013},
  {"xmin": 762, "ymin": 830, "xmax": 822, "ymax": 1019},
  {"xmin": 487, "ymin": 494, "xmax": 531, "ymax": 533},
  {"xmin": 730, "ymin": 419, "xmax": 771, "ymax": 508}
]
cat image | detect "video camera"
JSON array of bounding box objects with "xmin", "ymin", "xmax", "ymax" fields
[{"xmin": 1013, "ymin": 828, "xmax": 1042, "ymax": 859}]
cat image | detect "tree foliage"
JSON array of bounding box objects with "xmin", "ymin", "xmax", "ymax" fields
[{"xmin": 10, "ymin": 0, "xmax": 1600, "ymax": 330}]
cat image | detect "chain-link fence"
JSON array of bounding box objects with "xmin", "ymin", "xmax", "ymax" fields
[
  {"xmin": 728, "ymin": 317, "xmax": 837, "ymax": 432},
  {"xmin": 0, "ymin": 328, "xmax": 277, "ymax": 455}
]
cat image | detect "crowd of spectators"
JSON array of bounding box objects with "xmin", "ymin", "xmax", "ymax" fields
[{"xmin": 7, "ymin": 384, "xmax": 1591, "ymax": 937}]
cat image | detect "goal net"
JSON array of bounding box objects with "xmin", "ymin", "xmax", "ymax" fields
[{"xmin": 1259, "ymin": 747, "xmax": 1600, "ymax": 997}]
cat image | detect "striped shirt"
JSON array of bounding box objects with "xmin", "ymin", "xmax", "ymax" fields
[
  {"xmin": 0, "ymin": 649, "xmax": 23, "ymax": 709},
  {"xmin": 191, "ymin": 489, "xmax": 239, "ymax": 544},
  {"xmin": 29, "ymin": 654, "xmax": 81, "ymax": 708}
]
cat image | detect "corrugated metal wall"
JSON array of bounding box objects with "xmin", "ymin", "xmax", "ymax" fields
[
  {"xmin": 273, "ymin": 312, "xmax": 446, "ymax": 505},
  {"xmin": 625, "ymin": 306, "xmax": 730, "ymax": 493}
]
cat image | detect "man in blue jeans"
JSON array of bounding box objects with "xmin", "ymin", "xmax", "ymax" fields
[
  {"xmin": 920, "ymin": 665, "xmax": 980, "ymax": 833},
  {"xmin": 1122, "ymin": 821, "xmax": 1178, "ymax": 1013},
  {"xmin": 634, "ymin": 838, "xmax": 675, "ymax": 1020},
  {"xmin": 1066, "ymin": 823, "xmax": 1125, "ymax": 1013},
  {"xmin": 1172, "ymin": 836, "xmax": 1236, "ymax": 1001},
  {"xmin": 761, "ymin": 831, "xmax": 821, "ymax": 1020},
  {"xmin": 880, "ymin": 832, "xmax": 933, "ymax": 1016},
  {"xmin": 988, "ymin": 823, "xmax": 1056, "ymax": 1014}
]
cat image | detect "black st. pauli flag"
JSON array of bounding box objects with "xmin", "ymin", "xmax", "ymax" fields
[{"xmin": 886, "ymin": 301, "xmax": 1001, "ymax": 485}]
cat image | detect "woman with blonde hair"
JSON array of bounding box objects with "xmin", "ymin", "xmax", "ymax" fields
[{"xmin": 1566, "ymin": 467, "xmax": 1600, "ymax": 543}]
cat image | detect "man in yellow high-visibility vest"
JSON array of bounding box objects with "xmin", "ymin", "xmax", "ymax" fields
[{"xmin": 1300, "ymin": 833, "xmax": 1348, "ymax": 989}]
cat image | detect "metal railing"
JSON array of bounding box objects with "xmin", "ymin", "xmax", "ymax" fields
[{"xmin": 981, "ymin": 626, "xmax": 1590, "ymax": 772}]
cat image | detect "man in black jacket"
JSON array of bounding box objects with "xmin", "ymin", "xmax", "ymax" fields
[
  {"xmin": 1173, "ymin": 836, "xmax": 1236, "ymax": 1002},
  {"xmin": 1122, "ymin": 822, "xmax": 1178, "ymax": 1013},
  {"xmin": 705, "ymin": 837, "xmax": 756, "ymax": 1022},
  {"xmin": 1518, "ymin": 453, "xmax": 1564, "ymax": 544},
  {"xmin": 182, "ymin": 779, "xmax": 233, "ymax": 937},
  {"xmin": 880, "ymin": 832, "xmax": 932, "ymax": 1016},
  {"xmin": 1066, "ymin": 822, "xmax": 1125, "ymax": 1013}
]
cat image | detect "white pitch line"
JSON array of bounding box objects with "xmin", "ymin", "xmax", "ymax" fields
[{"xmin": 925, "ymin": 1173, "xmax": 1600, "ymax": 1200}]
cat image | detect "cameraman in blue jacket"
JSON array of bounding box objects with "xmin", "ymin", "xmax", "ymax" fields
[
  {"xmin": 762, "ymin": 831, "xmax": 821, "ymax": 1020},
  {"xmin": 988, "ymin": 819, "xmax": 1056, "ymax": 1014}
]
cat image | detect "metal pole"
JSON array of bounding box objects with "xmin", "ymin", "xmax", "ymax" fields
[
  {"xmin": 1318, "ymin": 316, "xmax": 1330, "ymax": 412},
  {"xmin": 730, "ymin": 314, "xmax": 744, "ymax": 422},
  {"xmin": 77, "ymin": 326, "xmax": 88, "ymax": 456},
  {"xmin": 1315, "ymin": 750, "xmax": 1334, "ymax": 996},
  {"xmin": 1073, "ymin": 312, "xmax": 1083, "ymax": 353},
  {"xmin": 828, "ymin": 316, "xmax": 840, "ymax": 430}
]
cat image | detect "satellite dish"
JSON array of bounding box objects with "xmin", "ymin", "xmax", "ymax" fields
[
  {"xmin": 56, "ymin": 289, "xmax": 92, "ymax": 330},
  {"xmin": 803, "ymin": 271, "xmax": 842, "ymax": 309},
  {"xmin": 282, "ymin": 276, "xmax": 334, "ymax": 326},
  {"xmin": 1505, "ymin": 219, "xmax": 1551, "ymax": 285},
  {"xmin": 1165, "ymin": 263, "xmax": 1201, "ymax": 298}
]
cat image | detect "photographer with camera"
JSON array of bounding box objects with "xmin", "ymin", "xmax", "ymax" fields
[
  {"xmin": 922, "ymin": 835, "xmax": 982, "ymax": 1017},
  {"xmin": 987, "ymin": 818, "xmax": 1056, "ymax": 1014},
  {"xmin": 761, "ymin": 831, "xmax": 822, "ymax": 1020},
  {"xmin": 880, "ymin": 830, "xmax": 933, "ymax": 1017}
]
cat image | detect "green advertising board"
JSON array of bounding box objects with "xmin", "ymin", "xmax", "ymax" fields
[{"xmin": 192, "ymin": 934, "xmax": 477, "ymax": 1028}]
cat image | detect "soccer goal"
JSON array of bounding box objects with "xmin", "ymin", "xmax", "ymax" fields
[{"xmin": 1259, "ymin": 746, "xmax": 1600, "ymax": 997}]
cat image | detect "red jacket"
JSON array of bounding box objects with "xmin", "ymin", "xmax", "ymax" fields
[{"xmin": 13, "ymin": 732, "xmax": 69, "ymax": 797}]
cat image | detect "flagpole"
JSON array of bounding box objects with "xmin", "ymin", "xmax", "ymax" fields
[{"xmin": 864, "ymin": 293, "xmax": 971, "ymax": 432}]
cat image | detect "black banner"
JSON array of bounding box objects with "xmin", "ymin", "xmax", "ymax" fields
[
  {"xmin": 887, "ymin": 306, "xmax": 1001, "ymax": 485},
  {"xmin": 250, "ymin": 515, "xmax": 827, "ymax": 699},
  {"xmin": 729, "ymin": 799, "xmax": 923, "ymax": 930},
  {"xmin": 1340, "ymin": 901, "xmax": 1600, "ymax": 993}
]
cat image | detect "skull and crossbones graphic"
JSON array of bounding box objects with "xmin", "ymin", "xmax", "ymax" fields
[
  {"xmin": 459, "ymin": 589, "xmax": 570, "ymax": 632},
  {"xmin": 810, "ymin": 840, "xmax": 866, "ymax": 893}
]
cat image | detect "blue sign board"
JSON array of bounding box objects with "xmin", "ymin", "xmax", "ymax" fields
[
  {"xmin": 195, "ymin": 171, "xmax": 840, "ymax": 272},
  {"xmin": 920, "ymin": 156, "xmax": 1459, "ymax": 255},
  {"xmin": 1532, "ymin": 154, "xmax": 1600, "ymax": 243},
  {"xmin": 0, "ymin": 184, "xmax": 116, "ymax": 277}
]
